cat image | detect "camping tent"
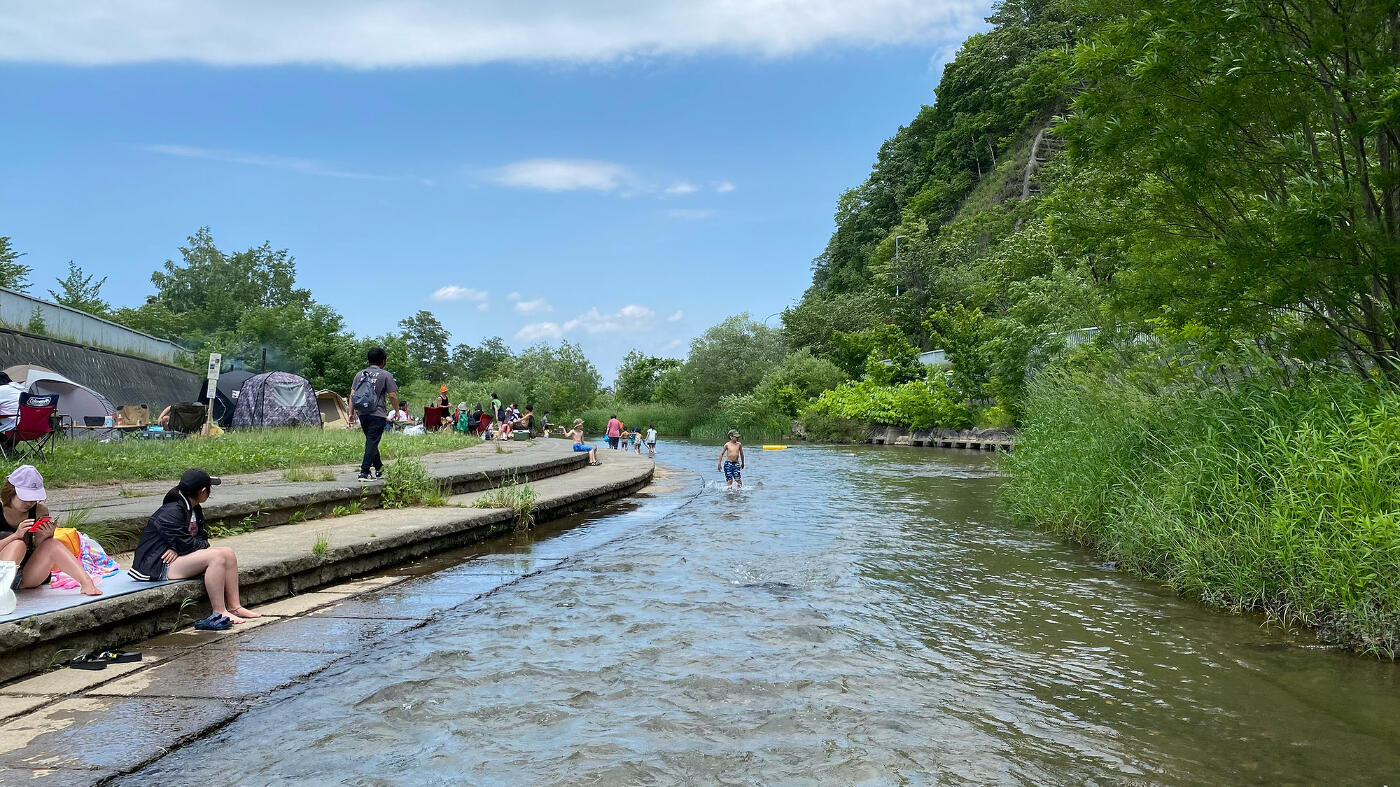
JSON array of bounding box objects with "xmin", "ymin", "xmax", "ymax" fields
[
  {"xmin": 196, "ymin": 369, "xmax": 254, "ymax": 428},
  {"xmin": 229, "ymin": 371, "xmax": 322, "ymax": 429},
  {"xmin": 3, "ymin": 365, "xmax": 116, "ymax": 429},
  {"xmin": 315, "ymin": 390, "xmax": 350, "ymax": 429}
]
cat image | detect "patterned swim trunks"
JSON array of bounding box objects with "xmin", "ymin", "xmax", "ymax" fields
[{"xmin": 723, "ymin": 460, "xmax": 741, "ymax": 481}]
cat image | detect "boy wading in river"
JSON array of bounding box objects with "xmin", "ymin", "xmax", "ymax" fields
[{"xmin": 718, "ymin": 430, "xmax": 744, "ymax": 489}]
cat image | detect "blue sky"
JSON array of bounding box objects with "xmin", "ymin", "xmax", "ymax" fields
[{"xmin": 0, "ymin": 1, "xmax": 991, "ymax": 379}]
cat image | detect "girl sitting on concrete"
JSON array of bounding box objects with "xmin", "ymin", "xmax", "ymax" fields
[
  {"xmin": 0, "ymin": 466, "xmax": 103, "ymax": 597},
  {"xmin": 128, "ymin": 468, "xmax": 260, "ymax": 629}
]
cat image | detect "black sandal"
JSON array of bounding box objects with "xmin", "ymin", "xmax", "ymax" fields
[
  {"xmin": 65, "ymin": 654, "xmax": 107, "ymax": 670},
  {"xmin": 89, "ymin": 650, "xmax": 142, "ymax": 664}
]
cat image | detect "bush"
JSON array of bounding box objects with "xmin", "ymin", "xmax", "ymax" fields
[
  {"xmin": 974, "ymin": 405, "xmax": 1015, "ymax": 429},
  {"xmin": 799, "ymin": 411, "xmax": 866, "ymax": 442},
  {"xmin": 1003, "ymin": 366, "xmax": 1400, "ymax": 656},
  {"xmin": 803, "ymin": 376, "xmax": 971, "ymax": 431}
]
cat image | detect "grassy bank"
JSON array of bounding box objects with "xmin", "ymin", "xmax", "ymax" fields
[
  {"xmin": 25, "ymin": 429, "xmax": 478, "ymax": 488},
  {"xmin": 1003, "ymin": 368, "xmax": 1400, "ymax": 656}
]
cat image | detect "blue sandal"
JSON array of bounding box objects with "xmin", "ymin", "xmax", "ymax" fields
[{"xmin": 193, "ymin": 614, "xmax": 232, "ymax": 631}]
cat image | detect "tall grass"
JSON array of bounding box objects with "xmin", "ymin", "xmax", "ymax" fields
[
  {"xmin": 379, "ymin": 458, "xmax": 447, "ymax": 509},
  {"xmin": 24, "ymin": 429, "xmax": 475, "ymax": 488},
  {"xmin": 472, "ymin": 472, "xmax": 538, "ymax": 530},
  {"xmin": 1003, "ymin": 367, "xmax": 1400, "ymax": 656},
  {"xmin": 578, "ymin": 404, "xmax": 705, "ymax": 436}
]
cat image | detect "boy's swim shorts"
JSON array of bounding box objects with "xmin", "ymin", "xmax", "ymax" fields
[{"xmin": 723, "ymin": 460, "xmax": 741, "ymax": 481}]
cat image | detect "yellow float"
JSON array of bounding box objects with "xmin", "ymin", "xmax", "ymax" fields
[{"xmin": 761, "ymin": 445, "xmax": 788, "ymax": 450}]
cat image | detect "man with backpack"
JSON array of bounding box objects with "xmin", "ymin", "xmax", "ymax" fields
[{"xmin": 349, "ymin": 347, "xmax": 399, "ymax": 480}]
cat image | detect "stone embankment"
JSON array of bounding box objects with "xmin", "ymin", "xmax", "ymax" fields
[
  {"xmin": 865, "ymin": 426, "xmax": 1014, "ymax": 451},
  {"xmin": 0, "ymin": 440, "xmax": 653, "ymax": 684}
]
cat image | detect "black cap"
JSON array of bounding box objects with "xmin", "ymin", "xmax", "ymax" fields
[{"xmin": 178, "ymin": 469, "xmax": 221, "ymax": 492}]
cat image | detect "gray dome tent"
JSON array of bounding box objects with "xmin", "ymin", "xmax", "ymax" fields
[
  {"xmin": 3, "ymin": 365, "xmax": 116, "ymax": 433},
  {"xmin": 229, "ymin": 371, "xmax": 322, "ymax": 429}
]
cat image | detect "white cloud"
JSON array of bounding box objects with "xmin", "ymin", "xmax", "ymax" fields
[
  {"xmin": 667, "ymin": 310, "xmax": 684, "ymax": 322},
  {"xmin": 516, "ymin": 304, "xmax": 657, "ymax": 341},
  {"xmin": 514, "ymin": 297, "xmax": 553, "ymax": 314},
  {"xmin": 714, "ymin": 180, "xmax": 735, "ymax": 193},
  {"xmin": 507, "ymin": 292, "xmax": 521, "ymax": 301},
  {"xmin": 666, "ymin": 208, "xmax": 714, "ymax": 220},
  {"xmin": 665, "ymin": 181, "xmax": 698, "ymax": 195},
  {"xmin": 478, "ymin": 302, "xmax": 490, "ymax": 312},
  {"xmin": 431, "ymin": 285, "xmax": 488, "ymax": 302},
  {"xmin": 0, "ymin": 2, "xmax": 989, "ymax": 67},
  {"xmin": 492, "ymin": 159, "xmax": 631, "ymax": 192},
  {"xmin": 145, "ymin": 144, "xmax": 390, "ymax": 180},
  {"xmin": 516, "ymin": 321, "xmax": 564, "ymax": 342}
]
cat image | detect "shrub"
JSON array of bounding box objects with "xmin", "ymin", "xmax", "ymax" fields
[
  {"xmin": 472, "ymin": 472, "xmax": 538, "ymax": 530},
  {"xmin": 803, "ymin": 376, "xmax": 971, "ymax": 431}
]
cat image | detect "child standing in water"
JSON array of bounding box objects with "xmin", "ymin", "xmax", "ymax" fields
[{"xmin": 718, "ymin": 429, "xmax": 745, "ymax": 489}]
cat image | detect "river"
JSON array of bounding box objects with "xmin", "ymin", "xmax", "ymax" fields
[{"xmin": 122, "ymin": 441, "xmax": 1400, "ymax": 785}]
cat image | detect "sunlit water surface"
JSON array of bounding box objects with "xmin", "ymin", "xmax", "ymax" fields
[{"xmin": 124, "ymin": 442, "xmax": 1400, "ymax": 785}]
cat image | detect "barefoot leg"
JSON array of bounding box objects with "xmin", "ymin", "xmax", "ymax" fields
[
  {"xmin": 215, "ymin": 548, "xmax": 258, "ymax": 618},
  {"xmin": 168, "ymin": 549, "xmax": 240, "ymax": 621},
  {"xmin": 24, "ymin": 539, "xmax": 101, "ymax": 595}
]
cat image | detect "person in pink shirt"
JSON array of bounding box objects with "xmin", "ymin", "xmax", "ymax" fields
[{"xmin": 605, "ymin": 415, "xmax": 622, "ymax": 450}]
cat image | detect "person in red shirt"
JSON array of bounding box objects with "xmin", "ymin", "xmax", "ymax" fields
[{"xmin": 606, "ymin": 415, "xmax": 622, "ymax": 450}]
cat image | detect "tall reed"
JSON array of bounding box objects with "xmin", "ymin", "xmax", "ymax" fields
[{"xmin": 1004, "ymin": 368, "xmax": 1400, "ymax": 656}]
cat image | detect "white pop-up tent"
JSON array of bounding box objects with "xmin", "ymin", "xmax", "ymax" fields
[{"xmin": 3, "ymin": 365, "xmax": 116, "ymax": 427}]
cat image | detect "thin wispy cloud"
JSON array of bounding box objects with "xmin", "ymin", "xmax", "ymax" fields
[
  {"xmin": 516, "ymin": 304, "xmax": 656, "ymax": 342},
  {"xmin": 714, "ymin": 180, "xmax": 736, "ymax": 193},
  {"xmin": 665, "ymin": 181, "xmax": 698, "ymax": 195},
  {"xmin": 2, "ymin": 2, "xmax": 989, "ymax": 67},
  {"xmin": 666, "ymin": 208, "xmax": 714, "ymax": 220},
  {"xmin": 431, "ymin": 285, "xmax": 489, "ymax": 302},
  {"xmin": 514, "ymin": 297, "xmax": 553, "ymax": 315},
  {"xmin": 492, "ymin": 159, "xmax": 633, "ymax": 192},
  {"xmin": 144, "ymin": 144, "xmax": 391, "ymax": 181},
  {"xmin": 667, "ymin": 310, "xmax": 684, "ymax": 322}
]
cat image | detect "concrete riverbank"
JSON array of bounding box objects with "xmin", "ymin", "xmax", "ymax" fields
[{"xmin": 0, "ymin": 440, "xmax": 654, "ymax": 685}]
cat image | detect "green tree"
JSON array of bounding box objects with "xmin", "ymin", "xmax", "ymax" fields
[
  {"xmin": 0, "ymin": 236, "xmax": 31, "ymax": 293},
  {"xmin": 614, "ymin": 351, "xmax": 682, "ymax": 403},
  {"xmin": 677, "ymin": 314, "xmax": 786, "ymax": 407},
  {"xmin": 398, "ymin": 310, "xmax": 452, "ymax": 381},
  {"xmin": 451, "ymin": 336, "xmax": 514, "ymax": 380},
  {"xmin": 48, "ymin": 261, "xmax": 109, "ymax": 316},
  {"xmin": 512, "ymin": 341, "xmax": 601, "ymax": 415},
  {"xmin": 1056, "ymin": 0, "xmax": 1400, "ymax": 378},
  {"xmin": 114, "ymin": 227, "xmax": 311, "ymax": 342}
]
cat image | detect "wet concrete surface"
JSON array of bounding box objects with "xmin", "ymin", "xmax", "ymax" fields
[
  {"xmin": 90, "ymin": 649, "xmax": 341, "ymax": 699},
  {"xmin": 310, "ymin": 592, "xmax": 484, "ymax": 621},
  {"xmin": 207, "ymin": 615, "xmax": 421, "ymax": 654},
  {"xmin": 0, "ymin": 696, "xmax": 238, "ymax": 772}
]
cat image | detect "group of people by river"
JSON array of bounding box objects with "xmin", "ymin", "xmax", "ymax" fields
[{"xmin": 1, "ymin": 464, "xmax": 258, "ymax": 631}]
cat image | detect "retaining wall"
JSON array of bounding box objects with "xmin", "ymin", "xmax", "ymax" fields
[
  {"xmin": 0, "ymin": 327, "xmax": 198, "ymax": 410},
  {"xmin": 0, "ymin": 287, "xmax": 182, "ymax": 363}
]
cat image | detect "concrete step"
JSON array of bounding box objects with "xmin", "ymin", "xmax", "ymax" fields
[
  {"xmin": 0, "ymin": 449, "xmax": 654, "ymax": 684},
  {"xmin": 48, "ymin": 440, "xmax": 587, "ymax": 551}
]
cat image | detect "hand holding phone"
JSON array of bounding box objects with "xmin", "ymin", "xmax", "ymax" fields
[{"xmin": 27, "ymin": 516, "xmax": 52, "ymax": 533}]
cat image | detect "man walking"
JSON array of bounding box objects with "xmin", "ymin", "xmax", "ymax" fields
[{"xmin": 349, "ymin": 347, "xmax": 398, "ymax": 480}]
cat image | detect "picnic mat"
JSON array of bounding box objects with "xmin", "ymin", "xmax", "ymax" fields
[{"xmin": 0, "ymin": 573, "xmax": 178, "ymax": 624}]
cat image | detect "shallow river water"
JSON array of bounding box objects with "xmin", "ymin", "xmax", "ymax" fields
[{"xmin": 125, "ymin": 442, "xmax": 1400, "ymax": 785}]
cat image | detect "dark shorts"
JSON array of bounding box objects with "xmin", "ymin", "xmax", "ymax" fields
[
  {"xmin": 723, "ymin": 460, "xmax": 742, "ymax": 481},
  {"xmin": 607, "ymin": 436, "xmax": 619, "ymax": 448}
]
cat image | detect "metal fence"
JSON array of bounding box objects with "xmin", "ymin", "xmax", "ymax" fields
[{"xmin": 0, "ymin": 287, "xmax": 182, "ymax": 363}]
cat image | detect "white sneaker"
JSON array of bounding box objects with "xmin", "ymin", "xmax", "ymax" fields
[{"xmin": 0, "ymin": 561, "xmax": 17, "ymax": 616}]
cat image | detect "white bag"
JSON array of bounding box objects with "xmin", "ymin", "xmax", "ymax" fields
[
  {"xmin": 403, "ymin": 424, "xmax": 427, "ymax": 436},
  {"xmin": 0, "ymin": 561, "xmax": 17, "ymax": 616}
]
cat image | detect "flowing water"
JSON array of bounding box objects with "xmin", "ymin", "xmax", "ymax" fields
[{"xmin": 125, "ymin": 442, "xmax": 1400, "ymax": 785}]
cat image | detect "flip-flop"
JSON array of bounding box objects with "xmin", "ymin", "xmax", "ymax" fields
[
  {"xmin": 89, "ymin": 650, "xmax": 142, "ymax": 664},
  {"xmin": 193, "ymin": 614, "xmax": 232, "ymax": 631},
  {"xmin": 65, "ymin": 654, "xmax": 107, "ymax": 670}
]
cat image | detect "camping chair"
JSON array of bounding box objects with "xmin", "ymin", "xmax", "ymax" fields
[
  {"xmin": 118, "ymin": 404, "xmax": 150, "ymax": 427},
  {"xmin": 3, "ymin": 392, "xmax": 61, "ymax": 461},
  {"xmin": 167, "ymin": 404, "xmax": 208, "ymax": 436},
  {"xmin": 422, "ymin": 407, "xmax": 442, "ymax": 431}
]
